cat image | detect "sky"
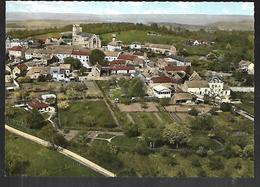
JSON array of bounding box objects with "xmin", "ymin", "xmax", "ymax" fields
[{"xmin": 6, "ymin": 1, "xmax": 254, "ymax": 15}]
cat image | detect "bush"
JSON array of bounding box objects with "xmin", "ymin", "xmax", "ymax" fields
[
  {"xmin": 197, "ymin": 168, "xmax": 207, "ymax": 177},
  {"xmin": 243, "ymin": 144, "xmax": 254, "ymax": 159},
  {"xmin": 196, "ymin": 146, "xmax": 207, "ymax": 157},
  {"xmin": 191, "ymin": 158, "xmax": 201, "ymax": 167},
  {"xmin": 167, "ymin": 155, "xmax": 178, "ymax": 166},
  {"xmin": 188, "ymin": 108, "xmax": 199, "ymax": 116},
  {"xmin": 220, "ymin": 103, "xmax": 233, "ymax": 112},
  {"xmin": 160, "ymin": 145, "xmax": 170, "ymax": 157},
  {"xmin": 208, "ymin": 156, "xmax": 224, "ymax": 170},
  {"xmin": 135, "ymin": 140, "xmax": 150, "ymax": 155},
  {"xmin": 123, "ymin": 123, "xmax": 140, "ymax": 137}
]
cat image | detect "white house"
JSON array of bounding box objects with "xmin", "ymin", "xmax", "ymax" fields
[
  {"xmin": 153, "ymin": 85, "xmax": 172, "ymax": 98},
  {"xmin": 183, "ymin": 80, "xmax": 210, "ymax": 96},
  {"xmin": 109, "ymin": 66, "xmax": 136, "ymax": 75},
  {"xmin": 106, "ymin": 34, "xmax": 122, "ymax": 51},
  {"xmin": 129, "ymin": 42, "xmax": 142, "ymax": 50},
  {"xmin": 208, "ymin": 76, "xmax": 230, "ymax": 97},
  {"xmin": 71, "ymin": 50, "xmax": 91, "ymax": 68},
  {"xmin": 41, "ymin": 94, "xmax": 56, "ymax": 101},
  {"xmin": 8, "ymin": 46, "xmax": 26, "ymax": 59},
  {"xmin": 145, "ymin": 43, "xmax": 177, "ymax": 55}
]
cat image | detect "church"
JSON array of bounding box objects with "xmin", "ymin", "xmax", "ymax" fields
[{"xmin": 72, "ymin": 24, "xmax": 101, "ymax": 48}]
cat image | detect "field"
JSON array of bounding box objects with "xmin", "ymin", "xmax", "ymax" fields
[
  {"xmin": 101, "ymin": 29, "xmax": 185, "ymax": 45},
  {"xmin": 59, "ymin": 100, "xmax": 116, "ymax": 129},
  {"xmin": 5, "ymin": 131, "xmax": 100, "ymax": 176}
]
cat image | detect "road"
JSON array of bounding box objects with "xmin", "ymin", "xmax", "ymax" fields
[{"xmin": 5, "ymin": 125, "xmax": 116, "ymax": 177}]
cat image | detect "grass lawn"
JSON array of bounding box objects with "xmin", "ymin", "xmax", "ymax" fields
[
  {"xmin": 59, "ymin": 100, "xmax": 116, "ymax": 129},
  {"xmin": 236, "ymin": 102, "xmax": 254, "ymax": 115},
  {"xmin": 101, "ymin": 30, "xmax": 185, "ymax": 45},
  {"xmin": 5, "ymin": 131, "xmax": 101, "ymax": 176},
  {"xmin": 32, "ymin": 32, "xmax": 61, "ymax": 40}
]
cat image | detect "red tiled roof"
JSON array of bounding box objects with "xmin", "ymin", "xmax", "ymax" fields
[
  {"xmin": 28, "ymin": 100, "xmax": 49, "ymax": 109},
  {"xmin": 109, "ymin": 66, "xmax": 135, "ymax": 71},
  {"xmin": 151, "ymin": 76, "xmax": 181, "ymax": 83},
  {"xmin": 151, "ymin": 76, "xmax": 173, "ymax": 83},
  {"xmin": 109, "ymin": 59, "xmax": 126, "ymax": 66},
  {"xmin": 8, "ymin": 46, "xmax": 24, "ymax": 51},
  {"xmin": 118, "ymin": 54, "xmax": 137, "ymax": 61},
  {"xmin": 17, "ymin": 63, "xmax": 28, "ymax": 70},
  {"xmin": 72, "ymin": 50, "xmax": 90, "ymax": 56},
  {"xmin": 165, "ymin": 65, "xmax": 189, "ymax": 72}
]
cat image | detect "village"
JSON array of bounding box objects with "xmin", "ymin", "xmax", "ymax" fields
[{"xmin": 5, "ymin": 23, "xmax": 254, "ymax": 177}]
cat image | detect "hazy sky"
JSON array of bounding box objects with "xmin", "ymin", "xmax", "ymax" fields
[{"xmin": 6, "ymin": 1, "xmax": 254, "ymax": 15}]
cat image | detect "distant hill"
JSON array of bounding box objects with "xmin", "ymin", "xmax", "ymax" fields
[{"xmin": 6, "ymin": 12, "xmax": 254, "ymax": 31}]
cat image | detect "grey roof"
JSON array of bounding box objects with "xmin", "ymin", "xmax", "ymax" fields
[
  {"xmin": 208, "ymin": 76, "xmax": 222, "ymax": 83},
  {"xmin": 78, "ymin": 32, "xmax": 94, "ymax": 39}
]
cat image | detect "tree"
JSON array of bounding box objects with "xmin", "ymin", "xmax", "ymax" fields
[
  {"xmin": 89, "ymin": 49, "xmax": 106, "ymax": 66},
  {"xmin": 123, "ymin": 123, "xmax": 140, "ymax": 137},
  {"xmin": 17, "ymin": 76, "xmax": 32, "ymax": 83},
  {"xmin": 220, "ymin": 103, "xmax": 233, "ymax": 112},
  {"xmin": 151, "ymin": 23, "xmax": 158, "ymax": 30},
  {"xmin": 57, "ymin": 101, "xmax": 69, "ymax": 110},
  {"xmin": 243, "ymin": 144, "xmax": 254, "ymax": 159},
  {"xmin": 192, "ymin": 115, "xmax": 214, "ymax": 131},
  {"xmin": 143, "ymin": 128, "xmax": 163, "ymax": 148},
  {"xmin": 135, "ymin": 140, "xmax": 150, "ymax": 155},
  {"xmin": 208, "ymin": 156, "xmax": 224, "ymax": 170},
  {"xmin": 27, "ymin": 109, "xmax": 46, "ymax": 129},
  {"xmin": 162, "ymin": 123, "xmax": 191, "ymax": 148},
  {"xmin": 128, "ymin": 78, "xmax": 146, "ymax": 98},
  {"xmin": 64, "ymin": 57, "xmax": 82, "ymax": 70}
]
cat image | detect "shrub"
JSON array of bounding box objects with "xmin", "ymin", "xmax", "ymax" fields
[
  {"xmin": 135, "ymin": 140, "xmax": 150, "ymax": 155},
  {"xmin": 191, "ymin": 158, "xmax": 201, "ymax": 167},
  {"xmin": 196, "ymin": 146, "xmax": 207, "ymax": 157},
  {"xmin": 208, "ymin": 156, "xmax": 224, "ymax": 170},
  {"xmin": 243, "ymin": 144, "xmax": 254, "ymax": 159},
  {"xmin": 123, "ymin": 123, "xmax": 140, "ymax": 137},
  {"xmin": 220, "ymin": 103, "xmax": 233, "ymax": 112},
  {"xmin": 197, "ymin": 168, "xmax": 207, "ymax": 177},
  {"xmin": 167, "ymin": 155, "xmax": 178, "ymax": 166}
]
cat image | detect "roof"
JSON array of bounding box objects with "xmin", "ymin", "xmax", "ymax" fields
[
  {"xmin": 8, "ymin": 46, "xmax": 24, "ymax": 51},
  {"xmin": 109, "ymin": 59, "xmax": 126, "ymax": 66},
  {"xmin": 208, "ymin": 76, "xmax": 223, "ymax": 83},
  {"xmin": 16, "ymin": 63, "xmax": 28, "ymax": 70},
  {"xmin": 165, "ymin": 65, "xmax": 189, "ymax": 72},
  {"xmin": 28, "ymin": 100, "xmax": 49, "ymax": 109},
  {"xmin": 26, "ymin": 67, "xmax": 49, "ymax": 76},
  {"xmin": 104, "ymin": 51, "xmax": 121, "ymax": 57},
  {"xmin": 108, "ymin": 41, "xmax": 122, "ymax": 46},
  {"xmin": 118, "ymin": 54, "xmax": 138, "ymax": 61},
  {"xmin": 189, "ymin": 71, "xmax": 202, "ymax": 81},
  {"xmin": 151, "ymin": 76, "xmax": 176, "ymax": 83},
  {"xmin": 78, "ymin": 32, "xmax": 94, "ymax": 39},
  {"xmin": 185, "ymin": 80, "xmax": 209, "ymax": 88},
  {"xmin": 109, "ymin": 66, "xmax": 135, "ymax": 71},
  {"xmin": 72, "ymin": 50, "xmax": 90, "ymax": 56},
  {"xmin": 153, "ymin": 85, "xmax": 171, "ymax": 92},
  {"xmin": 173, "ymin": 92, "xmax": 194, "ymax": 101},
  {"xmin": 60, "ymin": 64, "xmax": 71, "ymax": 69}
]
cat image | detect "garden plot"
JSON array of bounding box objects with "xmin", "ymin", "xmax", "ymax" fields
[{"xmin": 117, "ymin": 102, "xmax": 159, "ymax": 112}]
